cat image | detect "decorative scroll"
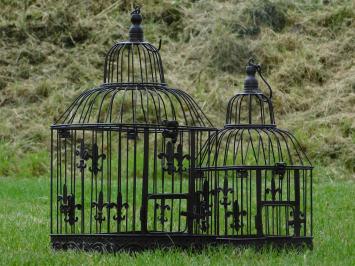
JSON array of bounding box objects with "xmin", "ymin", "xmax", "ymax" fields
[
  {"xmin": 155, "ymin": 199, "xmax": 170, "ymax": 225},
  {"xmin": 112, "ymin": 192, "xmax": 129, "ymax": 224},
  {"xmin": 265, "ymin": 177, "xmax": 281, "ymax": 201},
  {"xmin": 58, "ymin": 184, "xmax": 82, "ymax": 226},
  {"xmin": 227, "ymin": 200, "xmax": 246, "ymax": 231}
]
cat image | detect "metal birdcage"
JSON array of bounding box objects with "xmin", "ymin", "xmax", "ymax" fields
[
  {"xmin": 50, "ymin": 8, "xmax": 313, "ymax": 252},
  {"xmin": 195, "ymin": 60, "xmax": 313, "ymax": 246}
]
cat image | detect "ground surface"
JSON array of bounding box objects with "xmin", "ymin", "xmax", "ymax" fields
[{"xmin": 0, "ymin": 176, "xmax": 353, "ymax": 265}]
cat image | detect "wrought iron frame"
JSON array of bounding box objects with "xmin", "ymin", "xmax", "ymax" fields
[{"xmin": 50, "ymin": 8, "xmax": 313, "ymax": 252}]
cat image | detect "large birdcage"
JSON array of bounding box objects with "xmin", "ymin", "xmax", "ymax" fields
[{"xmin": 50, "ymin": 8, "xmax": 313, "ymax": 252}]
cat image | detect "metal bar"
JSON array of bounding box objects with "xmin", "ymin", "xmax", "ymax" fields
[
  {"xmin": 50, "ymin": 129, "xmax": 53, "ymax": 234},
  {"xmin": 148, "ymin": 193, "xmax": 189, "ymax": 200},
  {"xmin": 294, "ymin": 169, "xmax": 301, "ymax": 236},
  {"xmin": 187, "ymin": 130, "xmax": 196, "ymax": 234},
  {"xmin": 140, "ymin": 128, "xmax": 149, "ymax": 233},
  {"xmin": 256, "ymin": 169, "xmax": 262, "ymax": 236},
  {"xmin": 261, "ymin": 201, "xmax": 295, "ymax": 206}
]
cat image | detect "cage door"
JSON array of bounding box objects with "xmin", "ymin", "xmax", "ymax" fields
[{"xmin": 144, "ymin": 125, "xmax": 190, "ymax": 233}]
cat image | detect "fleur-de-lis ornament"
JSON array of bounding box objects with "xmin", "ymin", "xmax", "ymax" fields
[
  {"xmin": 88, "ymin": 143, "xmax": 106, "ymax": 176},
  {"xmin": 76, "ymin": 139, "xmax": 90, "ymax": 170},
  {"xmin": 112, "ymin": 192, "xmax": 129, "ymax": 224},
  {"xmin": 265, "ymin": 177, "xmax": 281, "ymax": 201},
  {"xmin": 219, "ymin": 175, "xmax": 234, "ymax": 208},
  {"xmin": 158, "ymin": 141, "xmax": 176, "ymax": 175},
  {"xmin": 227, "ymin": 200, "xmax": 246, "ymax": 231},
  {"xmin": 155, "ymin": 199, "xmax": 170, "ymax": 225},
  {"xmin": 174, "ymin": 144, "xmax": 190, "ymax": 174},
  {"xmin": 92, "ymin": 191, "xmax": 107, "ymax": 224},
  {"xmin": 58, "ymin": 184, "xmax": 82, "ymax": 226},
  {"xmin": 198, "ymin": 180, "xmax": 211, "ymax": 232}
]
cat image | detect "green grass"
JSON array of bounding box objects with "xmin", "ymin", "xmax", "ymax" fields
[{"xmin": 0, "ymin": 175, "xmax": 354, "ymax": 265}]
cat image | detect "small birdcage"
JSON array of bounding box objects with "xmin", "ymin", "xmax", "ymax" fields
[
  {"xmin": 50, "ymin": 8, "xmax": 313, "ymax": 252},
  {"xmin": 196, "ymin": 60, "xmax": 313, "ymax": 247}
]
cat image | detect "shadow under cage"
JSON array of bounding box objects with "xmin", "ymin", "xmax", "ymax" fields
[{"xmin": 50, "ymin": 8, "xmax": 313, "ymax": 251}]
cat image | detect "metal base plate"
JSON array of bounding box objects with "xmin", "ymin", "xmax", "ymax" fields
[{"xmin": 51, "ymin": 234, "xmax": 313, "ymax": 252}]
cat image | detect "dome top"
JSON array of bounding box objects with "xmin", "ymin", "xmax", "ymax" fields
[
  {"xmin": 200, "ymin": 127, "xmax": 312, "ymax": 168},
  {"xmin": 53, "ymin": 83, "xmax": 213, "ymax": 128},
  {"xmin": 53, "ymin": 8, "xmax": 214, "ymax": 129},
  {"xmin": 226, "ymin": 60, "xmax": 275, "ymax": 127},
  {"xmin": 103, "ymin": 7, "xmax": 165, "ymax": 84},
  {"xmin": 199, "ymin": 60, "xmax": 312, "ymax": 168}
]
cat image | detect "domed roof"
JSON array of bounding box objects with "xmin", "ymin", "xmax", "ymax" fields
[
  {"xmin": 200, "ymin": 60, "xmax": 312, "ymax": 168},
  {"xmin": 54, "ymin": 83, "xmax": 212, "ymax": 128},
  {"xmin": 201, "ymin": 127, "xmax": 311, "ymax": 167},
  {"xmin": 226, "ymin": 61, "xmax": 275, "ymax": 126},
  {"xmin": 53, "ymin": 7, "xmax": 213, "ymax": 129}
]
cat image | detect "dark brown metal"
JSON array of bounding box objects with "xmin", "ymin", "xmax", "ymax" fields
[{"xmin": 50, "ymin": 8, "xmax": 313, "ymax": 252}]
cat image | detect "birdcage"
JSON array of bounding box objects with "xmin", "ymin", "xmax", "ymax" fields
[
  {"xmin": 50, "ymin": 7, "xmax": 217, "ymax": 252},
  {"xmin": 50, "ymin": 8, "xmax": 313, "ymax": 252},
  {"xmin": 195, "ymin": 60, "xmax": 313, "ymax": 247}
]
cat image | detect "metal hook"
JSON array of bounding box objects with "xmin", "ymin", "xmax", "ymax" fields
[{"xmin": 248, "ymin": 58, "xmax": 273, "ymax": 99}]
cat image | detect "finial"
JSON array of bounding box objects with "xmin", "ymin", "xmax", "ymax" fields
[
  {"xmin": 244, "ymin": 59, "xmax": 260, "ymax": 93},
  {"xmin": 129, "ymin": 6, "xmax": 144, "ymax": 42}
]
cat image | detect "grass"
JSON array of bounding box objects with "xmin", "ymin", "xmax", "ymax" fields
[{"xmin": 0, "ymin": 175, "xmax": 354, "ymax": 265}]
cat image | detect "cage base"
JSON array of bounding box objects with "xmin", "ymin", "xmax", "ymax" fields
[{"xmin": 51, "ymin": 234, "xmax": 312, "ymax": 252}]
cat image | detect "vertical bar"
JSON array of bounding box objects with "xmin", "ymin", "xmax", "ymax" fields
[
  {"xmin": 294, "ymin": 169, "xmax": 301, "ymax": 236},
  {"xmin": 153, "ymin": 130, "xmax": 158, "ymax": 231},
  {"xmin": 310, "ymin": 170, "xmax": 313, "ymax": 236},
  {"xmin": 50, "ymin": 129, "xmax": 53, "ymax": 234},
  {"xmin": 107, "ymin": 130, "xmax": 111, "ymax": 233},
  {"xmin": 58, "ymin": 132, "xmax": 62, "ymax": 233},
  {"xmin": 303, "ymin": 170, "xmax": 307, "ymax": 236},
  {"xmin": 187, "ymin": 130, "xmax": 196, "ymax": 234},
  {"xmin": 256, "ymin": 169, "xmax": 263, "ymax": 236},
  {"xmin": 117, "ymin": 129, "xmax": 122, "ymax": 232},
  {"xmin": 141, "ymin": 128, "xmax": 149, "ymax": 233},
  {"xmin": 89, "ymin": 131, "xmax": 94, "ymax": 233},
  {"xmin": 133, "ymin": 130, "xmax": 137, "ymax": 231},
  {"xmin": 81, "ymin": 133, "xmax": 85, "ymax": 234}
]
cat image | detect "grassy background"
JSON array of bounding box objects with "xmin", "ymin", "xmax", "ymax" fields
[
  {"xmin": 0, "ymin": 176, "xmax": 354, "ymax": 265},
  {"xmin": 0, "ymin": 0, "xmax": 354, "ymax": 264}
]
